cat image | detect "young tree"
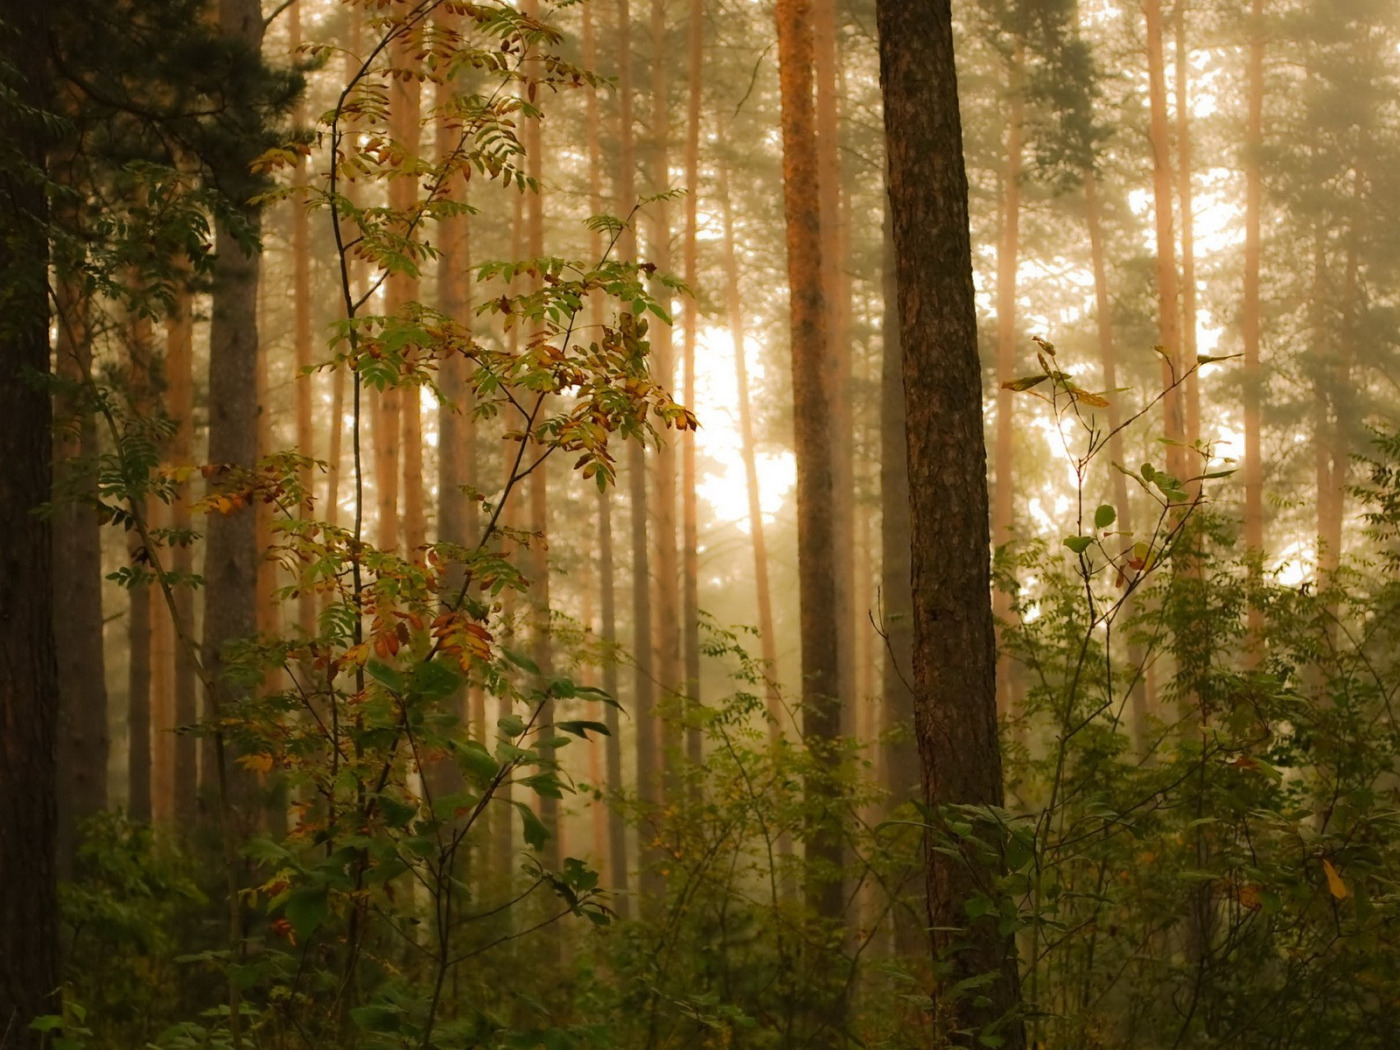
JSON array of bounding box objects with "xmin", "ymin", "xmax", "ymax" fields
[{"xmin": 878, "ymin": 0, "xmax": 1024, "ymax": 1043}]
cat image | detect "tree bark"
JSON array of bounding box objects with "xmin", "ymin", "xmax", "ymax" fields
[
  {"xmin": 127, "ymin": 310, "xmax": 156, "ymax": 823},
  {"xmin": 167, "ymin": 266, "xmax": 199, "ymax": 825},
  {"xmin": 583, "ymin": 0, "xmax": 630, "ymax": 919},
  {"xmin": 1084, "ymin": 171, "xmax": 1154, "ymax": 745},
  {"xmin": 877, "ymin": 1, "xmax": 1024, "ymax": 1043},
  {"xmin": 813, "ymin": 0, "xmax": 856, "ymax": 733},
  {"xmin": 879, "ymin": 204, "xmax": 921, "ymax": 957},
  {"xmin": 201, "ymin": 0, "xmax": 265, "ymax": 823},
  {"xmin": 775, "ymin": 0, "xmax": 842, "ymax": 923},
  {"xmin": 52, "ymin": 271, "xmax": 109, "ymax": 873},
  {"xmin": 680, "ymin": 0, "xmax": 704, "ymax": 772},
  {"xmin": 291, "ymin": 0, "xmax": 316, "ymax": 639},
  {"xmin": 1145, "ymin": 0, "xmax": 1187, "ymax": 480},
  {"xmin": 647, "ymin": 0, "xmax": 683, "ymax": 811},
  {"xmin": 0, "ymin": 8, "xmax": 59, "ymax": 1039},
  {"xmin": 992, "ymin": 43, "xmax": 1025, "ymax": 722},
  {"xmin": 719, "ymin": 168, "xmax": 783, "ymax": 726},
  {"xmin": 1241, "ymin": 0, "xmax": 1266, "ymax": 647},
  {"xmin": 1175, "ymin": 7, "xmax": 1201, "ymax": 458}
]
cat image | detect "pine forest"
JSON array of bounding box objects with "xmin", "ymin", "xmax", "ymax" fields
[{"xmin": 4, "ymin": 0, "xmax": 1400, "ymax": 1047}]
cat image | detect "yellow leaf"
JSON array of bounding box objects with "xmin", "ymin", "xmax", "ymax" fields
[
  {"xmin": 1323, "ymin": 858, "xmax": 1349, "ymax": 900},
  {"xmin": 238, "ymin": 753, "xmax": 274, "ymax": 774}
]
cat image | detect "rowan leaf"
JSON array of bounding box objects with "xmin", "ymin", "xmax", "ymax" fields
[
  {"xmin": 1323, "ymin": 859, "xmax": 1349, "ymax": 900},
  {"xmin": 1002, "ymin": 374, "xmax": 1049, "ymax": 392}
]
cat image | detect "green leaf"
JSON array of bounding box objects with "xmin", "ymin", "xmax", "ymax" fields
[
  {"xmin": 351, "ymin": 1004, "xmax": 405, "ymax": 1034},
  {"xmin": 498, "ymin": 712, "xmax": 527, "ymax": 737},
  {"xmin": 410, "ymin": 658, "xmax": 463, "ymax": 701},
  {"xmin": 284, "ymin": 884, "xmax": 330, "ymax": 940},
  {"xmin": 1094, "ymin": 504, "xmax": 1116, "ymax": 530},
  {"xmin": 458, "ymin": 739, "xmax": 500, "ymax": 786},
  {"xmin": 366, "ymin": 659, "xmax": 404, "ymax": 693},
  {"xmin": 515, "ymin": 801, "xmax": 550, "ymax": 850},
  {"xmin": 1140, "ymin": 462, "xmax": 1156, "ymax": 482},
  {"xmin": 376, "ymin": 792, "xmax": 417, "ymax": 829},
  {"xmin": 555, "ymin": 720, "xmax": 609, "ymax": 739},
  {"xmin": 1001, "ymin": 374, "xmax": 1048, "ymax": 392},
  {"xmin": 1063, "ymin": 535, "xmax": 1093, "ymax": 555},
  {"xmin": 503, "ymin": 647, "xmax": 540, "ymax": 676}
]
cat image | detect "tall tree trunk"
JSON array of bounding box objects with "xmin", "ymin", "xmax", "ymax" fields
[
  {"xmin": 395, "ymin": 25, "xmax": 425, "ymax": 555},
  {"xmin": 584, "ymin": 0, "xmax": 630, "ymax": 918},
  {"xmin": 167, "ymin": 267, "xmax": 199, "ymax": 825},
  {"xmin": 1175, "ymin": 7, "xmax": 1200, "ymax": 456},
  {"xmin": 1084, "ymin": 172, "xmax": 1153, "ymax": 745},
  {"xmin": 1145, "ymin": 0, "xmax": 1187, "ymax": 481},
  {"xmin": 992, "ymin": 43, "xmax": 1025, "ymax": 720},
  {"xmin": 814, "ymin": 0, "xmax": 855, "ymax": 732},
  {"xmin": 521, "ymin": 0, "xmax": 559, "ymax": 871},
  {"xmin": 434, "ymin": 4, "xmax": 475, "ymax": 808},
  {"xmin": 52, "ymin": 272, "xmax": 109, "ymax": 873},
  {"xmin": 648, "ymin": 0, "xmax": 683, "ymax": 809},
  {"xmin": 879, "ymin": 205, "xmax": 921, "ymax": 957},
  {"xmin": 150, "ymin": 495, "xmax": 176, "ymax": 822},
  {"xmin": 617, "ymin": 0, "xmax": 663, "ymax": 909},
  {"xmin": 291, "ymin": 0, "xmax": 316, "ymax": 639},
  {"xmin": 202, "ymin": 0, "xmax": 265, "ymax": 828},
  {"xmin": 718, "ymin": 168, "xmax": 782, "ymax": 724},
  {"xmin": 775, "ymin": 0, "xmax": 842, "ymax": 923},
  {"xmin": 127, "ymin": 310, "xmax": 156, "ymax": 823},
  {"xmin": 0, "ymin": 9, "xmax": 58, "ymax": 1037},
  {"xmin": 877, "ymin": 1, "xmax": 1024, "ymax": 1043},
  {"xmin": 1241, "ymin": 0, "xmax": 1266, "ymax": 646},
  {"xmin": 680, "ymin": 0, "xmax": 704, "ymax": 772}
]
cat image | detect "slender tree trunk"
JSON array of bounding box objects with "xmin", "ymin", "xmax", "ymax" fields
[
  {"xmin": 53, "ymin": 272, "xmax": 109, "ymax": 873},
  {"xmin": 0, "ymin": 9, "xmax": 58, "ymax": 1036},
  {"xmin": 167, "ymin": 266, "xmax": 199, "ymax": 825},
  {"xmin": 127, "ymin": 311, "xmax": 155, "ymax": 823},
  {"xmin": 1145, "ymin": 0, "xmax": 1187, "ymax": 480},
  {"xmin": 617, "ymin": 0, "xmax": 664, "ymax": 909},
  {"xmin": 584, "ymin": 0, "xmax": 630, "ymax": 918},
  {"xmin": 680, "ymin": 0, "xmax": 704, "ymax": 772},
  {"xmin": 396, "ymin": 26, "xmax": 425, "ymax": 555},
  {"xmin": 719, "ymin": 168, "xmax": 782, "ymax": 723},
  {"xmin": 992, "ymin": 43, "xmax": 1025, "ymax": 721},
  {"xmin": 521, "ymin": 1, "xmax": 559, "ymax": 871},
  {"xmin": 814, "ymin": 0, "xmax": 855, "ymax": 732},
  {"xmin": 150, "ymin": 495, "xmax": 175, "ymax": 822},
  {"xmin": 1175, "ymin": 8, "xmax": 1200, "ymax": 457},
  {"xmin": 291, "ymin": 0, "xmax": 316, "ymax": 639},
  {"xmin": 1242, "ymin": 0, "xmax": 1266, "ymax": 646},
  {"xmin": 434, "ymin": 4, "xmax": 475, "ymax": 808},
  {"xmin": 877, "ymin": 1, "xmax": 1024, "ymax": 1043},
  {"xmin": 648, "ymin": 0, "xmax": 683, "ymax": 810},
  {"xmin": 326, "ymin": 12, "xmax": 361, "ymax": 534},
  {"xmin": 775, "ymin": 0, "xmax": 842, "ymax": 923},
  {"xmin": 1084, "ymin": 172, "xmax": 1154, "ymax": 744}
]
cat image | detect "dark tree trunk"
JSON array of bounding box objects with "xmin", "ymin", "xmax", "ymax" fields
[
  {"xmin": 879, "ymin": 205, "xmax": 921, "ymax": 957},
  {"xmin": 877, "ymin": 1, "xmax": 1024, "ymax": 1044},
  {"xmin": 201, "ymin": 0, "xmax": 265, "ymax": 822},
  {"xmin": 53, "ymin": 277, "xmax": 109, "ymax": 875},
  {"xmin": 0, "ymin": 6, "xmax": 59, "ymax": 1041}
]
